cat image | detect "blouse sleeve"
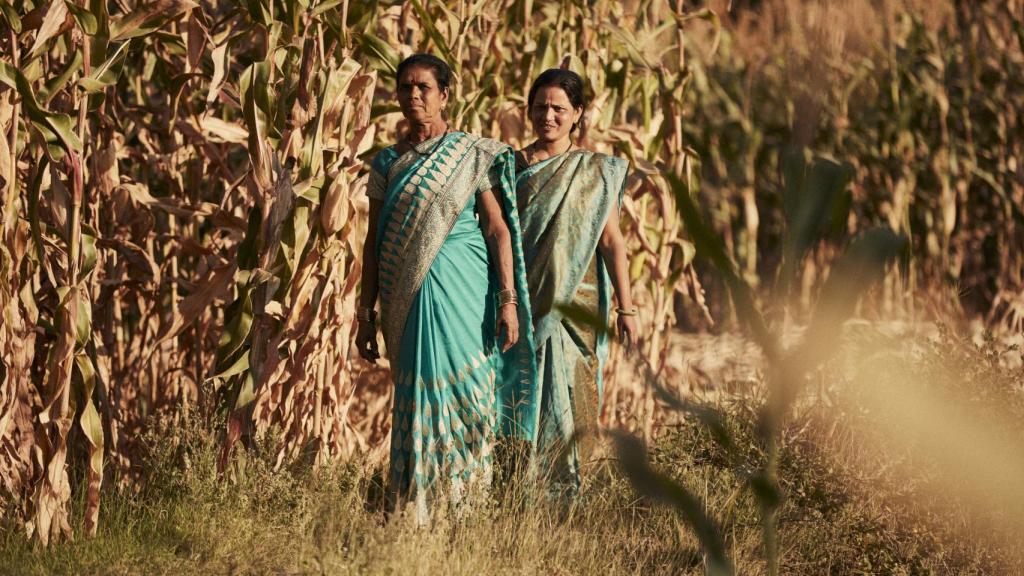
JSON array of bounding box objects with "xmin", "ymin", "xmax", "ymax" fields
[
  {"xmin": 365, "ymin": 149, "xmax": 393, "ymax": 201},
  {"xmin": 366, "ymin": 167, "xmax": 387, "ymax": 201},
  {"xmin": 475, "ymin": 163, "xmax": 502, "ymax": 195}
]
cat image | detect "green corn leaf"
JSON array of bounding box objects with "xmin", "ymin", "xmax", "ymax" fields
[
  {"xmin": 73, "ymin": 287, "xmax": 93, "ymax": 348},
  {"xmin": 0, "ymin": 61, "xmax": 83, "ymax": 158},
  {"xmin": 89, "ymin": 0, "xmax": 111, "ymax": 38},
  {"xmin": 218, "ymin": 290, "xmax": 254, "ymax": 360},
  {"xmin": 609, "ymin": 431, "xmax": 735, "ymax": 576},
  {"xmin": 237, "ymin": 206, "xmax": 262, "ymax": 271},
  {"xmin": 0, "ymin": 2, "xmax": 21, "ymax": 34},
  {"xmin": 210, "ymin": 349, "xmax": 250, "ymax": 382},
  {"xmin": 240, "ymin": 61, "xmax": 274, "ymax": 182},
  {"xmin": 355, "ymin": 31, "xmax": 400, "ymax": 75},
  {"xmin": 109, "ymin": 0, "xmax": 198, "ymax": 41},
  {"xmin": 40, "ymin": 51, "xmax": 83, "ymax": 104},
  {"xmin": 311, "ymin": 0, "xmax": 344, "ymax": 18},
  {"xmin": 80, "ymin": 226, "xmax": 97, "ymax": 279},
  {"xmin": 26, "ymin": 155, "xmax": 50, "ymax": 275},
  {"xmin": 73, "ymin": 353, "xmax": 103, "ymax": 472},
  {"xmin": 409, "ymin": 0, "xmax": 456, "ymax": 66},
  {"xmin": 64, "ymin": 0, "xmax": 98, "ymax": 35},
  {"xmin": 232, "ymin": 373, "xmax": 255, "ymax": 412},
  {"xmin": 77, "ymin": 40, "xmax": 131, "ymax": 93}
]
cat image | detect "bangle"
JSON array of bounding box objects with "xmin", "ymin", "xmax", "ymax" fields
[
  {"xmin": 496, "ymin": 289, "xmax": 518, "ymax": 308},
  {"xmin": 357, "ymin": 306, "xmax": 377, "ymax": 323},
  {"xmin": 615, "ymin": 307, "xmax": 638, "ymax": 316}
]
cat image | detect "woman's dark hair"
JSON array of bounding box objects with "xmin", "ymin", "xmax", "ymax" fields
[
  {"xmin": 527, "ymin": 68, "xmax": 587, "ymax": 132},
  {"xmin": 396, "ymin": 53, "xmax": 453, "ymax": 93},
  {"xmin": 527, "ymin": 68, "xmax": 586, "ymax": 110}
]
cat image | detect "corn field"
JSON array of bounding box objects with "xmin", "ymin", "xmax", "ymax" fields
[{"xmin": 0, "ymin": 0, "xmax": 1021, "ymax": 548}]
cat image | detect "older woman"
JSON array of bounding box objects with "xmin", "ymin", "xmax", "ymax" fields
[
  {"xmin": 355, "ymin": 54, "xmax": 537, "ymax": 520},
  {"xmin": 515, "ymin": 69, "xmax": 638, "ymax": 494}
]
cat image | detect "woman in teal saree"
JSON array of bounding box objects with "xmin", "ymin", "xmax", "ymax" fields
[
  {"xmin": 355, "ymin": 54, "xmax": 537, "ymax": 520},
  {"xmin": 515, "ymin": 69, "xmax": 638, "ymax": 494}
]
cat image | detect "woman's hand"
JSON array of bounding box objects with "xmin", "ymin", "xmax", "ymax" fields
[
  {"xmin": 496, "ymin": 303, "xmax": 520, "ymax": 352},
  {"xmin": 616, "ymin": 314, "xmax": 638, "ymax": 349},
  {"xmin": 356, "ymin": 322, "xmax": 380, "ymax": 363}
]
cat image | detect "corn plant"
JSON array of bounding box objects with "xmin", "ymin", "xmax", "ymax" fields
[
  {"xmin": 2, "ymin": 0, "xmax": 1021, "ymax": 551},
  {"xmin": 682, "ymin": 0, "xmax": 1024, "ymax": 324}
]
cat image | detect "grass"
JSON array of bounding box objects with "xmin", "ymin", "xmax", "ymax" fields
[{"xmin": 3, "ymin": 326, "xmax": 1022, "ymax": 575}]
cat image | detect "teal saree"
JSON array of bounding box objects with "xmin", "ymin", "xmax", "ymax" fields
[
  {"xmin": 368, "ymin": 132, "xmax": 538, "ymax": 520},
  {"xmin": 515, "ymin": 149, "xmax": 627, "ymax": 492}
]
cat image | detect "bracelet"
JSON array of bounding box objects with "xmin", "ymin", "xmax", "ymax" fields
[
  {"xmin": 496, "ymin": 288, "xmax": 518, "ymax": 308},
  {"xmin": 356, "ymin": 306, "xmax": 377, "ymax": 323},
  {"xmin": 615, "ymin": 307, "xmax": 638, "ymax": 317}
]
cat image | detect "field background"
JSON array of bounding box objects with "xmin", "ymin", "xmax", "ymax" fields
[{"xmin": 1, "ymin": 0, "xmax": 1023, "ymax": 573}]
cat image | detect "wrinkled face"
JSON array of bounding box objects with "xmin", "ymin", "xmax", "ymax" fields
[
  {"xmin": 397, "ymin": 65, "xmax": 448, "ymax": 125},
  {"xmin": 529, "ymin": 85, "xmax": 582, "ymax": 144}
]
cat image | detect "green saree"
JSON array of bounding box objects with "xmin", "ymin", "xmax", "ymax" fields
[
  {"xmin": 515, "ymin": 149, "xmax": 627, "ymax": 492},
  {"xmin": 367, "ymin": 132, "xmax": 537, "ymax": 520}
]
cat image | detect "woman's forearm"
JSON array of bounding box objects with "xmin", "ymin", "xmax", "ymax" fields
[
  {"xmin": 359, "ymin": 201, "xmax": 382, "ymax": 310},
  {"xmin": 360, "ymin": 243, "xmax": 379, "ymax": 309},
  {"xmin": 486, "ymin": 228, "xmax": 515, "ymax": 292},
  {"xmin": 477, "ymin": 190, "xmax": 515, "ymax": 292},
  {"xmin": 599, "ymin": 242, "xmax": 634, "ymax": 309},
  {"xmin": 598, "ymin": 211, "xmax": 634, "ymax": 310}
]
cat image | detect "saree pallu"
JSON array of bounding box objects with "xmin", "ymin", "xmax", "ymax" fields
[
  {"xmin": 369, "ymin": 132, "xmax": 538, "ymax": 520},
  {"xmin": 515, "ymin": 150, "xmax": 627, "ymax": 492}
]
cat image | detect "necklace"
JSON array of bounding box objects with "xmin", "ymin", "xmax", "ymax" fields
[
  {"xmin": 524, "ymin": 138, "xmax": 574, "ymax": 165},
  {"xmin": 405, "ymin": 125, "xmax": 451, "ymax": 157}
]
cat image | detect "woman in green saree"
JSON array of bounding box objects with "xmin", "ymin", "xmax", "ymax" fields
[
  {"xmin": 515, "ymin": 69, "xmax": 638, "ymax": 494},
  {"xmin": 355, "ymin": 54, "xmax": 537, "ymax": 520}
]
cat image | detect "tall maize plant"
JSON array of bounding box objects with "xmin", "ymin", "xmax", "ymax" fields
[
  {"xmin": 0, "ymin": 0, "xmax": 707, "ymax": 543},
  {"xmin": 4, "ymin": 0, "xmax": 1019, "ymax": 547},
  {"xmin": 220, "ymin": 0, "xmax": 710, "ymax": 463},
  {"xmin": 682, "ymin": 0, "xmax": 1024, "ymax": 324},
  {"xmin": 0, "ymin": 0, "xmax": 387, "ymax": 541}
]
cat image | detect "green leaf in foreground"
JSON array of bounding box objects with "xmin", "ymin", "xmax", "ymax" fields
[
  {"xmin": 790, "ymin": 227, "xmax": 907, "ymax": 371},
  {"xmin": 609, "ymin": 430, "xmax": 735, "ymax": 576},
  {"xmin": 779, "ymin": 150, "xmax": 854, "ymax": 297},
  {"xmin": 665, "ymin": 171, "xmax": 779, "ymax": 362}
]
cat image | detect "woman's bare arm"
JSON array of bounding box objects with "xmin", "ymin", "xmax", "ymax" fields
[
  {"xmin": 356, "ymin": 199, "xmax": 383, "ymax": 361},
  {"xmin": 597, "ymin": 204, "xmax": 638, "ymax": 346},
  {"xmin": 477, "ymin": 190, "xmax": 519, "ymax": 351},
  {"xmin": 359, "ymin": 199, "xmax": 383, "ymax": 310},
  {"xmin": 477, "ymin": 191, "xmax": 514, "ymax": 292}
]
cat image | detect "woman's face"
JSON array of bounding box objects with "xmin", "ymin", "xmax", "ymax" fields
[
  {"xmin": 529, "ymin": 85, "xmax": 582, "ymax": 144},
  {"xmin": 397, "ymin": 65, "xmax": 448, "ymax": 125}
]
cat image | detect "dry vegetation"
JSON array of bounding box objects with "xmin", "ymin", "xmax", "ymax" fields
[
  {"xmin": 1, "ymin": 0, "xmax": 1023, "ymax": 573},
  {"xmin": 2, "ymin": 327, "xmax": 1022, "ymax": 575}
]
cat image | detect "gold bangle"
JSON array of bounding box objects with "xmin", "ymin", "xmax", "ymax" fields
[
  {"xmin": 496, "ymin": 289, "xmax": 518, "ymax": 308},
  {"xmin": 615, "ymin": 307, "xmax": 638, "ymax": 317},
  {"xmin": 357, "ymin": 306, "xmax": 377, "ymax": 323}
]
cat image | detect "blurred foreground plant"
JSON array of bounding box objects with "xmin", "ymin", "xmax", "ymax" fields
[{"xmin": 601, "ymin": 151, "xmax": 904, "ymax": 575}]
